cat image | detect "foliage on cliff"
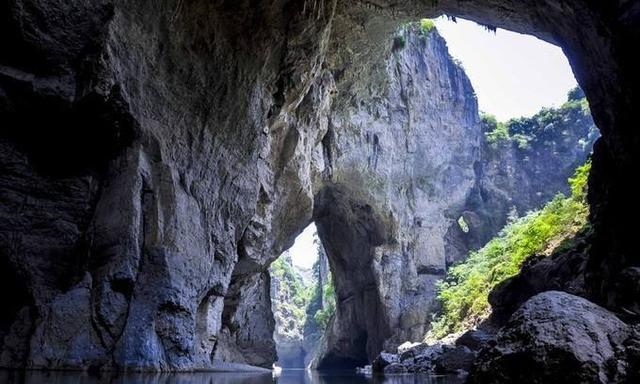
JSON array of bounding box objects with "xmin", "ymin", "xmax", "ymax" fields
[
  {"xmin": 394, "ymin": 18, "xmax": 437, "ymax": 50},
  {"xmin": 483, "ymin": 86, "xmax": 595, "ymax": 152},
  {"xmin": 419, "ymin": 19, "xmax": 436, "ymax": 34},
  {"xmin": 304, "ymin": 254, "xmax": 336, "ymax": 333},
  {"xmin": 270, "ymin": 255, "xmax": 313, "ymax": 322},
  {"xmin": 303, "ymin": 261, "xmax": 325, "ymax": 338},
  {"xmin": 428, "ymin": 160, "xmax": 591, "ymax": 339},
  {"xmin": 313, "ymin": 276, "xmax": 336, "ymax": 329}
]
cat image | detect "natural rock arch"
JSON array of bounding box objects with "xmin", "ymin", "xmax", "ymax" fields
[{"xmin": 0, "ymin": 0, "xmax": 637, "ymax": 372}]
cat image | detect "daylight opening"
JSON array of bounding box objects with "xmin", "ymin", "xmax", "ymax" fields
[
  {"xmin": 399, "ymin": 16, "xmax": 598, "ymax": 343},
  {"xmin": 270, "ymin": 223, "xmax": 335, "ymax": 368},
  {"xmin": 271, "ymin": 16, "xmax": 599, "ymax": 373}
]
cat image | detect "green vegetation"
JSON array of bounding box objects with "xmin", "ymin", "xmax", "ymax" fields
[
  {"xmin": 427, "ymin": 160, "xmax": 591, "ymax": 339},
  {"xmin": 302, "ymin": 240, "xmax": 337, "ymax": 335},
  {"xmin": 270, "ymin": 256, "xmax": 313, "ymax": 321},
  {"xmin": 313, "ymin": 275, "xmax": 337, "ymax": 329},
  {"xmin": 419, "ymin": 19, "xmax": 436, "ymax": 35},
  {"xmin": 569, "ymin": 160, "xmax": 590, "ymax": 198},
  {"xmin": 567, "ymin": 85, "xmax": 586, "ymax": 101},
  {"xmin": 481, "ymin": 87, "xmax": 594, "ymax": 151},
  {"xmin": 394, "ymin": 18, "xmax": 436, "ymax": 51},
  {"xmin": 481, "ymin": 113, "xmax": 509, "ymax": 145}
]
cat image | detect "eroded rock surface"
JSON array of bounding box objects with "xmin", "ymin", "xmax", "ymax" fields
[
  {"xmin": 1, "ymin": 0, "xmax": 337, "ymax": 371},
  {"xmin": 370, "ymin": 335, "xmax": 478, "ymax": 375},
  {"xmin": 372, "ymin": 291, "xmax": 636, "ymax": 382},
  {"xmin": 311, "ymin": 25, "xmax": 481, "ymax": 368},
  {"xmin": 469, "ymin": 291, "xmax": 632, "ymax": 384}
]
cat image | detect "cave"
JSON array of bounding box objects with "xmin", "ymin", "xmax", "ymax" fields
[{"xmin": 1, "ymin": 0, "xmax": 639, "ymax": 382}]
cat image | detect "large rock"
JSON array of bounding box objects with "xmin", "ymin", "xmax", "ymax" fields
[
  {"xmin": 434, "ymin": 345, "xmax": 476, "ymax": 374},
  {"xmin": 469, "ymin": 291, "xmax": 630, "ymax": 384},
  {"xmin": 456, "ymin": 328, "xmax": 496, "ymax": 352},
  {"xmin": 384, "ymin": 362, "xmax": 409, "ymax": 374},
  {"xmin": 371, "ymin": 340, "xmax": 476, "ymax": 375},
  {"xmin": 372, "ymin": 352, "xmax": 400, "ymax": 372},
  {"xmin": 400, "ymin": 343, "xmax": 444, "ymax": 373}
]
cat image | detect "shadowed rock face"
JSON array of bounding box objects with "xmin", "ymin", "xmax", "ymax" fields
[
  {"xmin": 1, "ymin": 0, "xmax": 336, "ymax": 370},
  {"xmin": 0, "ymin": 0, "xmax": 638, "ymax": 372},
  {"xmin": 470, "ymin": 291, "xmax": 632, "ymax": 384}
]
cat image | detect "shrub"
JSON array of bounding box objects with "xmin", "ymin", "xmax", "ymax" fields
[
  {"xmin": 419, "ymin": 19, "xmax": 436, "ymax": 34},
  {"xmin": 313, "ymin": 275, "xmax": 336, "ymax": 329},
  {"xmin": 567, "ymin": 86, "xmax": 585, "ymax": 101},
  {"xmin": 482, "ymin": 113, "xmax": 510, "ymax": 145},
  {"xmin": 427, "ymin": 161, "xmax": 591, "ymax": 340}
]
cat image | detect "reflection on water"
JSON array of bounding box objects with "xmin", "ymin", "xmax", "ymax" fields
[{"xmin": 0, "ymin": 369, "xmax": 465, "ymax": 384}]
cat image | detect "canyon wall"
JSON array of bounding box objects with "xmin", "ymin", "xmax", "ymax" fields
[
  {"xmin": 0, "ymin": 0, "xmax": 637, "ymax": 373},
  {"xmin": 310, "ymin": 25, "xmax": 481, "ymax": 367},
  {"xmin": 269, "ymin": 251, "xmax": 309, "ymax": 368}
]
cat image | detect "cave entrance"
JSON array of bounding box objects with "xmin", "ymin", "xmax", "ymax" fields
[
  {"xmin": 430, "ymin": 15, "xmax": 600, "ymax": 265},
  {"xmin": 270, "ymin": 198, "xmax": 385, "ymax": 372},
  {"xmin": 298, "ymin": 15, "xmax": 599, "ymax": 371},
  {"xmin": 269, "ymin": 223, "xmax": 335, "ymax": 369}
]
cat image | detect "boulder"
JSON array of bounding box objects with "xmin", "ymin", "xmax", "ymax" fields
[
  {"xmin": 456, "ymin": 328, "xmax": 495, "ymax": 351},
  {"xmin": 403, "ymin": 343, "xmax": 444, "ymax": 373},
  {"xmin": 384, "ymin": 363, "xmax": 409, "ymax": 374},
  {"xmin": 356, "ymin": 365, "xmax": 372, "ymax": 375},
  {"xmin": 469, "ymin": 291, "xmax": 630, "ymax": 384},
  {"xmin": 397, "ymin": 341, "xmax": 422, "ymax": 354},
  {"xmin": 435, "ymin": 345, "xmax": 476, "ymax": 374},
  {"xmin": 372, "ymin": 352, "xmax": 400, "ymax": 372}
]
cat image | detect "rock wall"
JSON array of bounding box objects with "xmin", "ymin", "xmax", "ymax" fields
[
  {"xmin": 0, "ymin": 0, "xmax": 638, "ymax": 373},
  {"xmin": 470, "ymin": 291, "xmax": 637, "ymax": 384},
  {"xmin": 0, "ymin": 0, "xmax": 337, "ymax": 371},
  {"xmin": 446, "ymin": 98, "xmax": 599, "ymax": 263},
  {"xmin": 310, "ymin": 25, "xmax": 597, "ymax": 368},
  {"xmin": 302, "ymin": 245, "xmax": 331, "ymax": 366},
  {"xmin": 311, "ymin": 25, "xmax": 481, "ymax": 368}
]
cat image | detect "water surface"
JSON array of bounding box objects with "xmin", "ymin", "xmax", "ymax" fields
[{"xmin": 1, "ymin": 369, "xmax": 465, "ymax": 384}]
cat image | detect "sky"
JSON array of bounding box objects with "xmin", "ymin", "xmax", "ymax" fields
[
  {"xmin": 289, "ymin": 223, "xmax": 319, "ymax": 270},
  {"xmin": 433, "ymin": 16, "xmax": 577, "ymax": 121},
  {"xmin": 288, "ymin": 17, "xmax": 578, "ymax": 269}
]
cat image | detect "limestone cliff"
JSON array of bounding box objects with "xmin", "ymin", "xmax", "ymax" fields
[
  {"xmin": 269, "ymin": 252, "xmax": 309, "ymax": 368},
  {"xmin": 311, "ymin": 24, "xmax": 481, "ymax": 368},
  {"xmin": 310, "ymin": 26, "xmax": 597, "ymax": 368},
  {"xmin": 446, "ymin": 95, "xmax": 599, "ymax": 264}
]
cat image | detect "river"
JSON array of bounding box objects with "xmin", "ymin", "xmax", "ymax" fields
[{"xmin": 0, "ymin": 369, "xmax": 466, "ymax": 384}]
